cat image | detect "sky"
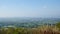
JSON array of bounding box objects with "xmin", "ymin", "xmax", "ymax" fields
[{"xmin": 0, "ymin": 0, "xmax": 60, "ymax": 18}]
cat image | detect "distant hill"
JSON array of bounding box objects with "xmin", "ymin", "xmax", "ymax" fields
[{"xmin": 0, "ymin": 18, "xmax": 60, "ymax": 28}]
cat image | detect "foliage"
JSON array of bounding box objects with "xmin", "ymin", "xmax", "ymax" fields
[
  {"xmin": 56, "ymin": 22, "xmax": 60, "ymax": 28},
  {"xmin": 0, "ymin": 25, "xmax": 60, "ymax": 34}
]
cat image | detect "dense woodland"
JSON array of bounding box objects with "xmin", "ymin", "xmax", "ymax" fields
[{"xmin": 0, "ymin": 22, "xmax": 60, "ymax": 34}]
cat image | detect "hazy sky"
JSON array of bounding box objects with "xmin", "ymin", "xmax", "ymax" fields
[{"xmin": 0, "ymin": 0, "xmax": 60, "ymax": 18}]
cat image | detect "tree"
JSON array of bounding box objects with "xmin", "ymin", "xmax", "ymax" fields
[{"xmin": 56, "ymin": 22, "xmax": 60, "ymax": 29}]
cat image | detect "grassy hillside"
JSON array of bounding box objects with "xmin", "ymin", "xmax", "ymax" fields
[{"xmin": 0, "ymin": 22, "xmax": 60, "ymax": 34}]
